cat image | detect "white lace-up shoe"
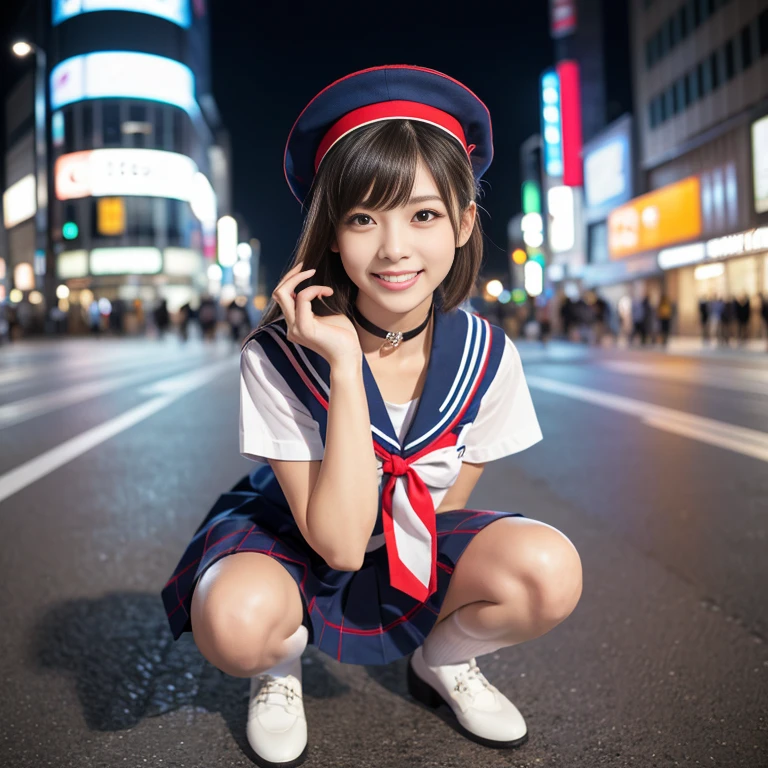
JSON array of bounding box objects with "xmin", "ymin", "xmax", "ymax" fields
[
  {"xmin": 247, "ymin": 655, "xmax": 308, "ymax": 768},
  {"xmin": 407, "ymin": 645, "xmax": 528, "ymax": 748}
]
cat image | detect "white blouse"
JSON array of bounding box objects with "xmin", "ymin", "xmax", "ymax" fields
[{"xmin": 240, "ymin": 333, "xmax": 542, "ymax": 474}]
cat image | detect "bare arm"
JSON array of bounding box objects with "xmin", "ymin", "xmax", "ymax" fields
[
  {"xmin": 265, "ymin": 262, "xmax": 379, "ymax": 572},
  {"xmin": 305, "ymin": 362, "xmax": 379, "ymax": 570},
  {"xmin": 267, "ymin": 363, "xmax": 379, "ymax": 572}
]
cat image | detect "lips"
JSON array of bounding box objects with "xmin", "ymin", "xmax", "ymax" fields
[{"xmin": 371, "ymin": 270, "xmax": 424, "ymax": 291}]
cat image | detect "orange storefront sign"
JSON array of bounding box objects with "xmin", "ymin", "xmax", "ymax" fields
[{"xmin": 608, "ymin": 176, "xmax": 701, "ymax": 259}]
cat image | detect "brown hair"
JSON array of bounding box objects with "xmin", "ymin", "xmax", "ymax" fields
[{"xmin": 246, "ymin": 119, "xmax": 485, "ymax": 344}]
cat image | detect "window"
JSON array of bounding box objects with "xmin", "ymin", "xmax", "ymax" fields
[
  {"xmin": 103, "ymin": 103, "xmax": 121, "ymax": 147},
  {"xmin": 82, "ymin": 104, "xmax": 93, "ymax": 146},
  {"xmin": 659, "ymin": 90, "xmax": 668, "ymax": 122},
  {"xmin": 699, "ymin": 59, "xmax": 711, "ymax": 96},
  {"xmin": 687, "ymin": 67, "xmax": 700, "ymax": 102},
  {"xmin": 692, "ymin": 0, "xmax": 701, "ymax": 27},
  {"xmin": 710, "ymin": 50, "xmax": 721, "ymax": 90},
  {"xmin": 760, "ymin": 9, "xmax": 768, "ymax": 56},
  {"xmin": 678, "ymin": 77, "xmax": 689, "ymax": 110},
  {"xmin": 742, "ymin": 24, "xmax": 754, "ymax": 70},
  {"xmin": 658, "ymin": 25, "xmax": 668, "ymax": 57},
  {"xmin": 669, "ymin": 83, "xmax": 679, "ymax": 116},
  {"xmin": 679, "ymin": 5, "xmax": 689, "ymax": 39},
  {"xmin": 646, "ymin": 38, "xmax": 655, "ymax": 69},
  {"xmin": 724, "ymin": 39, "xmax": 735, "ymax": 80},
  {"xmin": 648, "ymin": 100, "xmax": 657, "ymax": 129},
  {"xmin": 669, "ymin": 15, "xmax": 679, "ymax": 48}
]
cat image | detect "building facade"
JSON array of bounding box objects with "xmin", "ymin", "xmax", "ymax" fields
[
  {"xmin": 606, "ymin": 0, "xmax": 768, "ymax": 335},
  {"xmin": 2, "ymin": 0, "xmax": 230, "ymax": 334}
]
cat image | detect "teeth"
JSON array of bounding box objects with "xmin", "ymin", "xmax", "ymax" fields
[{"xmin": 377, "ymin": 272, "xmax": 419, "ymax": 283}]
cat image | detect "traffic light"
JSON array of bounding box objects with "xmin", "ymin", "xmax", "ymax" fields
[{"xmin": 62, "ymin": 221, "xmax": 79, "ymax": 240}]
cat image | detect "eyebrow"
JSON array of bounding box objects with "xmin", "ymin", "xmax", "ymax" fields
[{"xmin": 408, "ymin": 195, "xmax": 444, "ymax": 205}]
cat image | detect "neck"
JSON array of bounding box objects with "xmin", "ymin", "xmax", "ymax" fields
[{"xmin": 353, "ymin": 294, "xmax": 434, "ymax": 359}]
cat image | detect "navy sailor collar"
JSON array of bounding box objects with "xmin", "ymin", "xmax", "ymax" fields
[{"xmin": 258, "ymin": 306, "xmax": 495, "ymax": 459}]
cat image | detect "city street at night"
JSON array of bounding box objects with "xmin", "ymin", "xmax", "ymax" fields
[{"xmin": 1, "ymin": 334, "xmax": 766, "ymax": 767}]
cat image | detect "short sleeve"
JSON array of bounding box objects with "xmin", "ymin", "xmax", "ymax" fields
[
  {"xmin": 460, "ymin": 335, "xmax": 543, "ymax": 464},
  {"xmin": 239, "ymin": 339, "xmax": 325, "ymax": 464}
]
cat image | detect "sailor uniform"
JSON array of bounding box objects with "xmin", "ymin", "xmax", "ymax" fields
[{"xmin": 162, "ymin": 306, "xmax": 542, "ymax": 666}]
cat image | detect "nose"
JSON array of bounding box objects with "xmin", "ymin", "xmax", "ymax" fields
[{"xmin": 377, "ymin": 220, "xmax": 411, "ymax": 262}]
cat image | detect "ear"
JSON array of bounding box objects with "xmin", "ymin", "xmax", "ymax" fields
[
  {"xmin": 456, "ymin": 201, "xmax": 477, "ymax": 248},
  {"xmin": 329, "ymin": 237, "xmax": 339, "ymax": 253}
]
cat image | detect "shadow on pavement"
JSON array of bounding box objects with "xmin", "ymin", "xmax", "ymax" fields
[{"xmin": 28, "ymin": 591, "xmax": 351, "ymax": 757}]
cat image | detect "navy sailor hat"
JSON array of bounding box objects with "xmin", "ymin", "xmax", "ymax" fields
[{"xmin": 284, "ymin": 64, "xmax": 494, "ymax": 205}]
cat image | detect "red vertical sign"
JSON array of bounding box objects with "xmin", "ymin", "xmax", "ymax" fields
[{"xmin": 557, "ymin": 60, "xmax": 584, "ymax": 187}]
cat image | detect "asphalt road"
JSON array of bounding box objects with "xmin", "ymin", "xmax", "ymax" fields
[{"xmin": 1, "ymin": 332, "xmax": 766, "ymax": 768}]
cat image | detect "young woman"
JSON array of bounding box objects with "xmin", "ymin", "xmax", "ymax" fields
[{"xmin": 162, "ymin": 65, "xmax": 583, "ymax": 768}]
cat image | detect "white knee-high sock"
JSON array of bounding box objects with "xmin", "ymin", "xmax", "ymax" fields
[
  {"xmin": 263, "ymin": 625, "xmax": 308, "ymax": 677},
  {"xmin": 421, "ymin": 609, "xmax": 510, "ymax": 667}
]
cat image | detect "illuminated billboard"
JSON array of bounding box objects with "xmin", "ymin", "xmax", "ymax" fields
[
  {"xmin": 56, "ymin": 149, "xmax": 198, "ymax": 201},
  {"xmin": 53, "ymin": 0, "xmax": 190, "ymax": 27},
  {"xmin": 608, "ymin": 177, "xmax": 702, "ymax": 260},
  {"xmin": 540, "ymin": 69, "xmax": 562, "ymax": 178},
  {"xmin": 752, "ymin": 115, "xmax": 768, "ymax": 213},
  {"xmin": 583, "ymin": 115, "xmax": 633, "ymax": 223},
  {"xmin": 51, "ymin": 52, "xmax": 196, "ymax": 115}
]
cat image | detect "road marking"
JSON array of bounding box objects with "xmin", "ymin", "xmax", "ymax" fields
[
  {"xmin": 526, "ymin": 375, "xmax": 768, "ymax": 464},
  {"xmin": 0, "ymin": 358, "xmax": 236, "ymax": 505},
  {"xmin": 0, "ymin": 353, "xmax": 234, "ymax": 430},
  {"xmin": 600, "ymin": 360, "xmax": 768, "ymax": 396}
]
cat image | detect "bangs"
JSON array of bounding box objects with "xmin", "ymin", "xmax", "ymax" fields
[{"xmin": 322, "ymin": 121, "xmax": 422, "ymax": 222}]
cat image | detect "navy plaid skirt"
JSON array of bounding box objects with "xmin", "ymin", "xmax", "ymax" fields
[{"xmin": 162, "ymin": 466, "xmax": 524, "ymax": 666}]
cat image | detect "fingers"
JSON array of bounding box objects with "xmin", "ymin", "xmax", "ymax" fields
[
  {"xmin": 272, "ymin": 262, "xmax": 315, "ymax": 326},
  {"xmin": 295, "ymin": 285, "xmax": 334, "ymax": 335}
]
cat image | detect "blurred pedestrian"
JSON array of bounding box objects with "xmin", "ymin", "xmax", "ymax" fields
[
  {"xmin": 560, "ymin": 296, "xmax": 575, "ymax": 339},
  {"xmin": 710, "ymin": 296, "xmax": 724, "ymax": 343},
  {"xmin": 698, "ymin": 297, "xmax": 710, "ymax": 343},
  {"xmin": 88, "ymin": 300, "xmax": 101, "ymax": 335},
  {"xmin": 178, "ymin": 301, "xmax": 195, "ymax": 343},
  {"xmin": 656, "ymin": 295, "xmax": 674, "ymax": 346},
  {"xmin": 718, "ymin": 298, "xmax": 734, "ymax": 347},
  {"xmin": 153, "ymin": 299, "xmax": 171, "ymax": 339},
  {"xmin": 760, "ymin": 293, "xmax": 768, "ymax": 351},
  {"xmin": 593, "ymin": 293, "xmax": 610, "ymax": 346},
  {"xmin": 630, "ymin": 296, "xmax": 650, "ymax": 346},
  {"xmin": 734, "ymin": 295, "xmax": 751, "ymax": 345},
  {"xmin": 198, "ymin": 296, "xmax": 218, "ymax": 341},
  {"xmin": 227, "ymin": 299, "xmax": 249, "ymax": 345}
]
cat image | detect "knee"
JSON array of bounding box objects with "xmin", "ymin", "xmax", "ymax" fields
[
  {"xmin": 190, "ymin": 561, "xmax": 299, "ymax": 678},
  {"xmin": 501, "ymin": 523, "xmax": 583, "ymax": 626}
]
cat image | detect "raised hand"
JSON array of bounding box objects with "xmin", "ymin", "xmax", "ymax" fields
[{"xmin": 271, "ymin": 262, "xmax": 361, "ymax": 367}]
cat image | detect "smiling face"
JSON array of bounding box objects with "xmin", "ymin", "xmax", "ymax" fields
[{"xmin": 331, "ymin": 158, "xmax": 476, "ymax": 327}]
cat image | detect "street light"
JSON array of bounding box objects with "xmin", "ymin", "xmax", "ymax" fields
[
  {"xmin": 12, "ymin": 41, "xmax": 34, "ymax": 57},
  {"xmin": 11, "ymin": 39, "xmax": 54, "ymax": 321}
]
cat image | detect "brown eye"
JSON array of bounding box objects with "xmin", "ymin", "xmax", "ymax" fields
[{"xmin": 414, "ymin": 210, "xmax": 441, "ymax": 222}]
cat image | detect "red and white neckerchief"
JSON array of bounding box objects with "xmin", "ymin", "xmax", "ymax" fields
[{"xmin": 374, "ymin": 430, "xmax": 458, "ymax": 604}]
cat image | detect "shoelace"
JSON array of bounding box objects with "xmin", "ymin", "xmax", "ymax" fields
[
  {"xmin": 252, "ymin": 676, "xmax": 302, "ymax": 709},
  {"xmin": 453, "ymin": 659, "xmax": 492, "ymax": 697}
]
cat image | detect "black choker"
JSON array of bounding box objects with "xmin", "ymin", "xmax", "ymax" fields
[{"xmin": 352, "ymin": 303, "xmax": 433, "ymax": 348}]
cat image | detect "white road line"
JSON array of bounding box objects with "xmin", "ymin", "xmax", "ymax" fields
[
  {"xmin": 0, "ymin": 354, "xmax": 233, "ymax": 430},
  {"xmin": 600, "ymin": 360, "xmax": 768, "ymax": 396},
  {"xmin": 526, "ymin": 375, "xmax": 768, "ymax": 464},
  {"xmin": 0, "ymin": 358, "xmax": 236, "ymax": 505}
]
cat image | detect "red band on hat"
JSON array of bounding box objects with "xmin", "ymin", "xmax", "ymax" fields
[{"xmin": 314, "ymin": 100, "xmax": 469, "ymax": 172}]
